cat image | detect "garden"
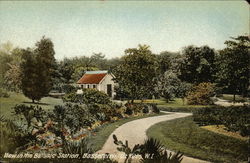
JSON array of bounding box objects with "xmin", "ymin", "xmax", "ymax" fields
[{"xmin": 0, "ymin": 33, "xmax": 249, "ymax": 163}]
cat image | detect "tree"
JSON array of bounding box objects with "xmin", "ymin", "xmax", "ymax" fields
[
  {"xmin": 156, "ymin": 71, "xmax": 181, "ymax": 103},
  {"xmin": 179, "ymin": 45, "xmax": 216, "ymax": 83},
  {"xmin": 35, "ymin": 36, "xmax": 56, "ymax": 97},
  {"xmin": 113, "ymin": 45, "xmax": 157, "ymax": 103},
  {"xmin": 216, "ymin": 35, "xmax": 250, "ymax": 99},
  {"xmin": 4, "ymin": 48, "xmax": 23, "ymax": 92},
  {"xmin": 0, "ymin": 42, "xmax": 14, "ymax": 87},
  {"xmin": 20, "ymin": 37, "xmax": 56, "ymax": 102},
  {"xmin": 175, "ymin": 82, "xmax": 192, "ymax": 105}
]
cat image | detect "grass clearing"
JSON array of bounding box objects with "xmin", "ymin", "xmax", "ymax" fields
[
  {"xmin": 147, "ymin": 116, "xmax": 248, "ymax": 162},
  {"xmin": 88, "ymin": 112, "xmax": 166, "ymax": 151},
  {"xmin": 0, "ymin": 92, "xmax": 63, "ymax": 118},
  {"xmin": 135, "ymin": 98, "xmax": 209, "ymax": 112},
  {"xmin": 219, "ymin": 94, "xmax": 248, "ymax": 103}
]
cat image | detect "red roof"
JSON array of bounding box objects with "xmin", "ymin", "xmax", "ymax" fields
[{"xmin": 77, "ymin": 73, "xmax": 107, "ymax": 84}]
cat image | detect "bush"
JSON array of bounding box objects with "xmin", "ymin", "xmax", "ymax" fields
[
  {"xmin": 142, "ymin": 105, "xmax": 149, "ymax": 114},
  {"xmin": 62, "ymin": 84, "xmax": 77, "ymax": 94},
  {"xmin": 193, "ymin": 105, "xmax": 250, "ymax": 136},
  {"xmin": 63, "ymin": 88, "xmax": 111, "ymax": 105},
  {"xmin": 0, "ymin": 88, "xmax": 9, "ymax": 98},
  {"xmin": 151, "ymin": 104, "xmax": 160, "ymax": 114},
  {"xmin": 187, "ymin": 82, "xmax": 215, "ymax": 105}
]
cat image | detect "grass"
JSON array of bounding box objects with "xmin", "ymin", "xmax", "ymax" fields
[
  {"xmin": 147, "ymin": 116, "xmax": 248, "ymax": 163},
  {"xmin": 88, "ymin": 112, "xmax": 166, "ymax": 151},
  {"xmin": 135, "ymin": 98, "xmax": 210, "ymax": 112},
  {"xmin": 201, "ymin": 125, "xmax": 248, "ymax": 141},
  {"xmin": 0, "ymin": 92, "xmax": 63, "ymax": 118},
  {"xmin": 219, "ymin": 94, "xmax": 248, "ymax": 103}
]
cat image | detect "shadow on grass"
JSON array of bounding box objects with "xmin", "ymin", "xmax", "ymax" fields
[{"xmin": 23, "ymin": 101, "xmax": 49, "ymax": 106}]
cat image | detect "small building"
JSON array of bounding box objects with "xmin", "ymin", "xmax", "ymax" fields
[{"xmin": 77, "ymin": 70, "xmax": 116, "ymax": 98}]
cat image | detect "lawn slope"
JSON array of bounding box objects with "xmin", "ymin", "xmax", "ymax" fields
[{"xmin": 147, "ymin": 116, "xmax": 248, "ymax": 162}]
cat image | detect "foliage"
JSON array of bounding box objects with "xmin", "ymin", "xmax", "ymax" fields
[
  {"xmin": 62, "ymin": 138, "xmax": 93, "ymax": 155},
  {"xmin": 113, "ymin": 134, "xmax": 183, "ymax": 163},
  {"xmin": 113, "ymin": 44, "xmax": 157, "ymax": 102},
  {"xmin": 20, "ymin": 37, "xmax": 56, "ymax": 102},
  {"xmin": 0, "ymin": 88, "xmax": 9, "ymax": 97},
  {"xmin": 13, "ymin": 104, "xmax": 47, "ymax": 128},
  {"xmin": 193, "ymin": 105, "xmax": 250, "ymax": 136},
  {"xmin": 0, "ymin": 42, "xmax": 14, "ymax": 87},
  {"xmin": 0, "ymin": 117, "xmax": 36, "ymax": 155},
  {"xmin": 61, "ymin": 84, "xmax": 77, "ymax": 94},
  {"xmin": 51, "ymin": 104, "xmax": 91, "ymax": 135},
  {"xmin": 215, "ymin": 35, "xmax": 250, "ymax": 98},
  {"xmin": 175, "ymin": 82, "xmax": 192, "ymax": 105},
  {"xmin": 187, "ymin": 82, "xmax": 215, "ymax": 105},
  {"xmin": 179, "ymin": 45, "xmax": 216, "ymax": 84},
  {"xmin": 156, "ymin": 71, "xmax": 181, "ymax": 103},
  {"xmin": 63, "ymin": 88, "xmax": 111, "ymax": 105}
]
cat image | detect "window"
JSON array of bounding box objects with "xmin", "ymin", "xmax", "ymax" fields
[
  {"xmin": 87, "ymin": 85, "xmax": 90, "ymax": 88},
  {"xmin": 93, "ymin": 85, "xmax": 96, "ymax": 89},
  {"xmin": 81, "ymin": 85, "xmax": 83, "ymax": 89}
]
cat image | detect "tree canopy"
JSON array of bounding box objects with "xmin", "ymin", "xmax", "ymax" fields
[
  {"xmin": 20, "ymin": 37, "xmax": 56, "ymax": 102},
  {"xmin": 113, "ymin": 44, "xmax": 157, "ymax": 102}
]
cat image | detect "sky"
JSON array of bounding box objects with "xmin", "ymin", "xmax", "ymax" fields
[{"xmin": 0, "ymin": 1, "xmax": 249, "ymax": 60}]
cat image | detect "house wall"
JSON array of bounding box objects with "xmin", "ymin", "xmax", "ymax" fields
[
  {"xmin": 77, "ymin": 74, "xmax": 116, "ymax": 98},
  {"xmin": 99, "ymin": 74, "xmax": 116, "ymax": 98}
]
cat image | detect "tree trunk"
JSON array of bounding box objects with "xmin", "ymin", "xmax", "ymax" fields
[{"xmin": 32, "ymin": 99, "xmax": 35, "ymax": 103}]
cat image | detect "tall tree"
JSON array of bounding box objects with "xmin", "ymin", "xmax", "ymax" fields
[
  {"xmin": 114, "ymin": 45, "xmax": 157, "ymax": 102},
  {"xmin": 179, "ymin": 45, "xmax": 216, "ymax": 83},
  {"xmin": 35, "ymin": 36, "xmax": 56, "ymax": 96},
  {"xmin": 216, "ymin": 35, "xmax": 250, "ymax": 99},
  {"xmin": 20, "ymin": 49, "xmax": 41, "ymax": 102},
  {"xmin": 20, "ymin": 37, "xmax": 56, "ymax": 102}
]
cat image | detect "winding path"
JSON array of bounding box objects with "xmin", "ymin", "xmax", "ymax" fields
[{"xmin": 96, "ymin": 112, "xmax": 209, "ymax": 163}]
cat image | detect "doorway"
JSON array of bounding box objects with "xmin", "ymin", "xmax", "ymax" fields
[{"xmin": 107, "ymin": 84, "xmax": 112, "ymax": 97}]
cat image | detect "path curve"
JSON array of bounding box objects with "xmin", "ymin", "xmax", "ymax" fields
[{"xmin": 96, "ymin": 112, "xmax": 209, "ymax": 163}]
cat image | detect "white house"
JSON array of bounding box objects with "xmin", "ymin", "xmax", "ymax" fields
[{"xmin": 77, "ymin": 70, "xmax": 116, "ymax": 98}]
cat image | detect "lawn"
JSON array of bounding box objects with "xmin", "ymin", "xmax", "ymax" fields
[
  {"xmin": 219, "ymin": 94, "xmax": 248, "ymax": 103},
  {"xmin": 0, "ymin": 92, "xmax": 63, "ymax": 118},
  {"xmin": 135, "ymin": 98, "xmax": 209, "ymax": 112},
  {"xmin": 88, "ymin": 112, "xmax": 166, "ymax": 151},
  {"xmin": 147, "ymin": 116, "xmax": 248, "ymax": 163}
]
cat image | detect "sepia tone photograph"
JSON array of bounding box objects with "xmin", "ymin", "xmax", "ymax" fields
[{"xmin": 0, "ymin": 1, "xmax": 249, "ymax": 163}]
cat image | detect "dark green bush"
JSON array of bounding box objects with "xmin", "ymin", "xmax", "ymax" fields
[
  {"xmin": 193, "ymin": 105, "xmax": 250, "ymax": 136},
  {"xmin": 142, "ymin": 105, "xmax": 149, "ymax": 114},
  {"xmin": 151, "ymin": 104, "xmax": 160, "ymax": 114},
  {"xmin": 62, "ymin": 84, "xmax": 77, "ymax": 94},
  {"xmin": 63, "ymin": 88, "xmax": 111, "ymax": 105}
]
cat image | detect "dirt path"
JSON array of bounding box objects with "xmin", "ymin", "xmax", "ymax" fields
[{"xmin": 96, "ymin": 112, "xmax": 209, "ymax": 163}]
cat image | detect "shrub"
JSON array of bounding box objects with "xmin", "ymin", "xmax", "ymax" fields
[
  {"xmin": 62, "ymin": 84, "xmax": 77, "ymax": 94},
  {"xmin": 142, "ymin": 105, "xmax": 149, "ymax": 114},
  {"xmin": 0, "ymin": 117, "xmax": 35, "ymax": 155},
  {"xmin": 151, "ymin": 104, "xmax": 160, "ymax": 114},
  {"xmin": 193, "ymin": 105, "xmax": 250, "ymax": 136},
  {"xmin": 113, "ymin": 134, "xmax": 183, "ymax": 163},
  {"xmin": 0, "ymin": 88, "xmax": 9, "ymax": 98},
  {"xmin": 63, "ymin": 88, "xmax": 111, "ymax": 105},
  {"xmin": 187, "ymin": 82, "xmax": 215, "ymax": 105}
]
